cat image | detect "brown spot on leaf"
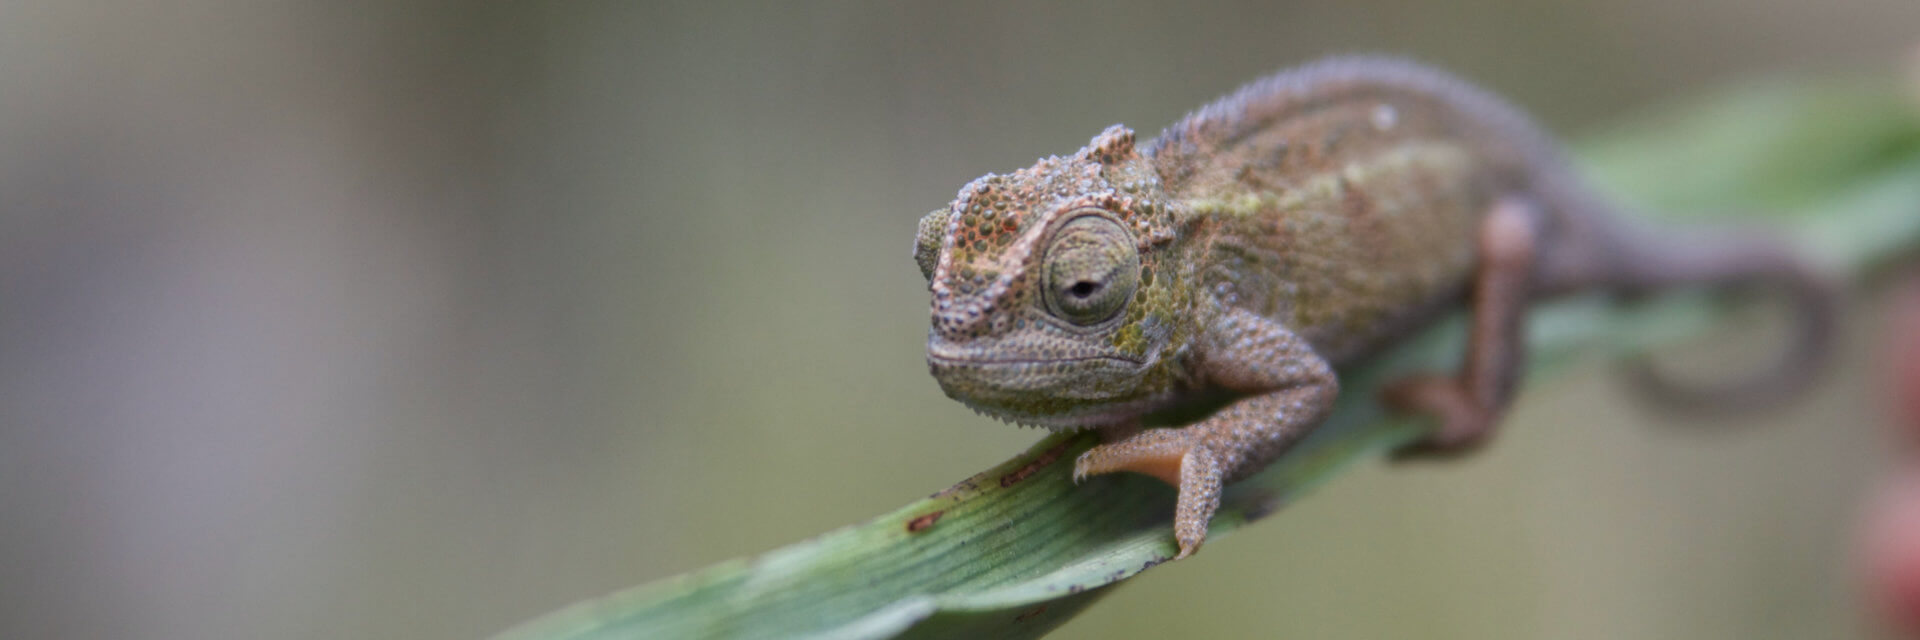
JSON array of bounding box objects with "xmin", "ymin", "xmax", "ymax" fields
[
  {"xmin": 999, "ymin": 440, "xmax": 1072, "ymax": 487},
  {"xmin": 1014, "ymin": 605, "xmax": 1048, "ymax": 622},
  {"xmin": 931, "ymin": 478, "xmax": 979, "ymax": 500},
  {"xmin": 906, "ymin": 510, "xmax": 944, "ymax": 533}
]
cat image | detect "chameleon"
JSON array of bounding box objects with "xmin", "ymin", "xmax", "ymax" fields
[{"xmin": 912, "ymin": 57, "xmax": 1835, "ymax": 560}]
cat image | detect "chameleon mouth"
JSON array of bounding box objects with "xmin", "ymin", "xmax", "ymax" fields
[
  {"xmin": 929, "ymin": 362, "xmax": 1176, "ymax": 431},
  {"xmin": 925, "ymin": 353, "xmax": 1142, "ymax": 367},
  {"xmin": 925, "ymin": 344, "xmax": 1151, "ymax": 415}
]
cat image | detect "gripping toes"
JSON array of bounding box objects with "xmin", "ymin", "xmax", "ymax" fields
[
  {"xmin": 1172, "ymin": 447, "xmax": 1223, "ymax": 559},
  {"xmin": 1384, "ymin": 375, "xmax": 1495, "ymax": 458},
  {"xmin": 1388, "ymin": 198, "xmax": 1537, "ymax": 459},
  {"xmin": 1074, "ymin": 307, "xmax": 1336, "ymax": 559},
  {"xmin": 1075, "ymin": 428, "xmax": 1225, "ymax": 559},
  {"xmin": 1075, "ymin": 428, "xmax": 1192, "ymax": 485}
]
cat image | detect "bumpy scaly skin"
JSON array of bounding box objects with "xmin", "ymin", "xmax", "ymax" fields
[{"xmin": 916, "ymin": 57, "xmax": 1833, "ymax": 559}]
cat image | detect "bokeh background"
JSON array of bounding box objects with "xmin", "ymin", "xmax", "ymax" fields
[{"xmin": 3, "ymin": 2, "xmax": 1918, "ymax": 638}]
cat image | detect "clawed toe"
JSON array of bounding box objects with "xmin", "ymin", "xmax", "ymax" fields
[
  {"xmin": 1074, "ymin": 428, "xmax": 1194, "ymax": 486},
  {"xmin": 1383, "ymin": 375, "xmax": 1497, "ymax": 460},
  {"xmin": 1073, "ymin": 428, "xmax": 1227, "ymax": 559}
]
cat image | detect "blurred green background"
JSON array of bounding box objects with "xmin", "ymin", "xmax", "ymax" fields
[{"xmin": 2, "ymin": 2, "xmax": 1917, "ymax": 639}]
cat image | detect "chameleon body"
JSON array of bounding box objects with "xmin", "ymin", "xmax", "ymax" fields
[{"xmin": 913, "ymin": 58, "xmax": 1832, "ymax": 559}]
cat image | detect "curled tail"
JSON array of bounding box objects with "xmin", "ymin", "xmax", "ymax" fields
[{"xmin": 1605, "ymin": 228, "xmax": 1840, "ymax": 412}]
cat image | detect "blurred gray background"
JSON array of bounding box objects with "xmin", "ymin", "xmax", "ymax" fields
[{"xmin": 2, "ymin": 2, "xmax": 1917, "ymax": 638}]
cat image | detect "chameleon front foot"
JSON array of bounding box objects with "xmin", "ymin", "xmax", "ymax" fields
[{"xmin": 1075, "ymin": 428, "xmax": 1223, "ymax": 559}]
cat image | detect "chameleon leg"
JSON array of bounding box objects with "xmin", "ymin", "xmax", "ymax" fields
[
  {"xmin": 1075, "ymin": 307, "xmax": 1338, "ymax": 558},
  {"xmin": 1385, "ymin": 199, "xmax": 1538, "ymax": 458}
]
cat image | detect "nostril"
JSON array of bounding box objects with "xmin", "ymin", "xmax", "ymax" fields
[{"xmin": 1069, "ymin": 281, "xmax": 1100, "ymax": 298}]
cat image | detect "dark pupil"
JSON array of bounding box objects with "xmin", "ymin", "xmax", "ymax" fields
[{"xmin": 1068, "ymin": 281, "xmax": 1100, "ymax": 298}]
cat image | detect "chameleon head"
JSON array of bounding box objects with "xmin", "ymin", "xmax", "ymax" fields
[{"xmin": 914, "ymin": 125, "xmax": 1192, "ymax": 428}]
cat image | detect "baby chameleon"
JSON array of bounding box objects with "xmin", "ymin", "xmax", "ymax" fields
[{"xmin": 913, "ymin": 57, "xmax": 1834, "ymax": 559}]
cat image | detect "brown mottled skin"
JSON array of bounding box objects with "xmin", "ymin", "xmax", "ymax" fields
[{"xmin": 913, "ymin": 58, "xmax": 1834, "ymax": 559}]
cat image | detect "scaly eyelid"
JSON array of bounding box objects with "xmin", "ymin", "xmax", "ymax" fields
[{"xmin": 1042, "ymin": 214, "xmax": 1140, "ymax": 326}]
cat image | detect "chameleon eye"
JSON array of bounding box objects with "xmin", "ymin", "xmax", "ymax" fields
[
  {"xmin": 914, "ymin": 208, "xmax": 947, "ymax": 282},
  {"xmin": 1042, "ymin": 212, "xmax": 1139, "ymax": 326}
]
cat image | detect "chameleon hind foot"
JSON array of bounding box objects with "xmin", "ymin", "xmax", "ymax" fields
[
  {"xmin": 1384, "ymin": 375, "xmax": 1498, "ymax": 458},
  {"xmin": 1388, "ymin": 199, "xmax": 1538, "ymax": 459}
]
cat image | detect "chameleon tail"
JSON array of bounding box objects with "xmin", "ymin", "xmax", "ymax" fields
[{"xmin": 1608, "ymin": 227, "xmax": 1840, "ymax": 412}]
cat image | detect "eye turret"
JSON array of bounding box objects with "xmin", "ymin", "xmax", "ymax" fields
[
  {"xmin": 913, "ymin": 209, "xmax": 946, "ymax": 282},
  {"xmin": 1042, "ymin": 212, "xmax": 1139, "ymax": 325}
]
